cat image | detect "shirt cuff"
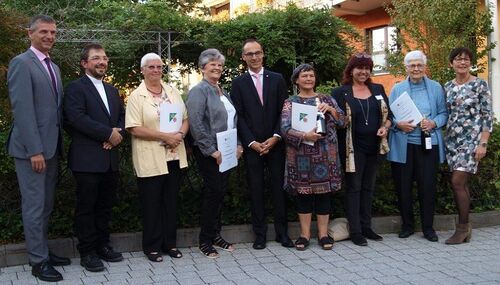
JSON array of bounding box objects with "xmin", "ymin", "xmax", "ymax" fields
[{"xmin": 248, "ymin": 141, "xmax": 256, "ymax": 147}]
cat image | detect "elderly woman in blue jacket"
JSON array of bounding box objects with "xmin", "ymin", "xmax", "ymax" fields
[{"xmin": 387, "ymin": 50, "xmax": 448, "ymax": 242}]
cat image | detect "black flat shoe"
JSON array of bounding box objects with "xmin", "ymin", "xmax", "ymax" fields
[
  {"xmin": 294, "ymin": 237, "xmax": 310, "ymax": 251},
  {"xmin": 146, "ymin": 252, "xmax": 163, "ymax": 262},
  {"xmin": 424, "ymin": 231, "xmax": 438, "ymax": 242},
  {"xmin": 199, "ymin": 243, "xmax": 219, "ymax": 259},
  {"xmin": 165, "ymin": 248, "xmax": 183, "ymax": 258},
  {"xmin": 80, "ymin": 254, "xmax": 105, "ymax": 272},
  {"xmin": 213, "ymin": 236, "xmax": 235, "ymax": 252},
  {"xmin": 32, "ymin": 260, "xmax": 63, "ymax": 282},
  {"xmin": 97, "ymin": 245, "xmax": 123, "ymax": 262},
  {"xmin": 398, "ymin": 229, "xmax": 415, "ymax": 238},
  {"xmin": 362, "ymin": 228, "xmax": 383, "ymax": 241},
  {"xmin": 253, "ymin": 237, "xmax": 266, "ymax": 250},
  {"xmin": 275, "ymin": 235, "xmax": 294, "ymax": 248},
  {"xmin": 318, "ymin": 236, "xmax": 334, "ymax": 250},
  {"xmin": 351, "ymin": 233, "xmax": 368, "ymax": 246},
  {"xmin": 49, "ymin": 252, "xmax": 71, "ymax": 266}
]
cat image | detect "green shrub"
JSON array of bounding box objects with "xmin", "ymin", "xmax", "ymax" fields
[{"xmin": 0, "ymin": 124, "xmax": 499, "ymax": 244}]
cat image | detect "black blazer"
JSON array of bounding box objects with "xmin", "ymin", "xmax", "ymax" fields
[
  {"xmin": 63, "ymin": 75, "xmax": 125, "ymax": 172},
  {"xmin": 230, "ymin": 69, "xmax": 288, "ymax": 147},
  {"xmin": 331, "ymin": 83, "xmax": 390, "ymax": 164}
]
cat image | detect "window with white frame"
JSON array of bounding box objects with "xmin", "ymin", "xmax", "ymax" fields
[{"xmin": 367, "ymin": 26, "xmax": 397, "ymax": 74}]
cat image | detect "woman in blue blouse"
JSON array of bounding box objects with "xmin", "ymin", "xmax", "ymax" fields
[{"xmin": 387, "ymin": 50, "xmax": 448, "ymax": 242}]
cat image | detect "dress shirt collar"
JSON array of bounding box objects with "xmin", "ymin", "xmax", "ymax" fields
[
  {"xmin": 86, "ymin": 74, "xmax": 104, "ymax": 85},
  {"xmin": 30, "ymin": 46, "xmax": 49, "ymax": 61},
  {"xmin": 248, "ymin": 68, "xmax": 264, "ymax": 77}
]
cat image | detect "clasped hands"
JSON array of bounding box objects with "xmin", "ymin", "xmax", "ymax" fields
[
  {"xmin": 103, "ymin": 127, "xmax": 123, "ymax": 150},
  {"xmin": 396, "ymin": 118, "xmax": 436, "ymax": 133},
  {"xmin": 250, "ymin": 136, "xmax": 280, "ymax": 156},
  {"xmin": 158, "ymin": 132, "xmax": 184, "ymax": 149}
]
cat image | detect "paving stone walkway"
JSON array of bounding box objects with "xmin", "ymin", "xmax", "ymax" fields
[{"xmin": 1, "ymin": 226, "xmax": 499, "ymax": 285}]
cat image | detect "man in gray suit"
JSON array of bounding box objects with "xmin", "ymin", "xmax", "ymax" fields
[{"xmin": 7, "ymin": 15, "xmax": 70, "ymax": 282}]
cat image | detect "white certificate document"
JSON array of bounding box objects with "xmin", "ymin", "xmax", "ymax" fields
[
  {"xmin": 216, "ymin": 128, "xmax": 238, "ymax": 173},
  {"xmin": 390, "ymin": 92, "xmax": 423, "ymax": 125},
  {"xmin": 291, "ymin": 102, "xmax": 316, "ymax": 146},
  {"xmin": 160, "ymin": 103, "xmax": 183, "ymax": 133}
]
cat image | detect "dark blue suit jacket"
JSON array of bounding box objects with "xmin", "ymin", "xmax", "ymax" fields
[
  {"xmin": 63, "ymin": 75, "xmax": 125, "ymax": 172},
  {"xmin": 230, "ymin": 69, "xmax": 288, "ymax": 147}
]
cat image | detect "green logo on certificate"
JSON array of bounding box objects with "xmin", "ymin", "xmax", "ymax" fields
[
  {"xmin": 299, "ymin": 113, "xmax": 308, "ymax": 123},
  {"xmin": 169, "ymin": 113, "xmax": 177, "ymax": 122}
]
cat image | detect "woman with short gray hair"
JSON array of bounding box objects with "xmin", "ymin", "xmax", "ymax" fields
[
  {"xmin": 126, "ymin": 52, "xmax": 189, "ymax": 262},
  {"xmin": 186, "ymin": 48, "xmax": 242, "ymax": 258},
  {"xmin": 387, "ymin": 50, "xmax": 448, "ymax": 242}
]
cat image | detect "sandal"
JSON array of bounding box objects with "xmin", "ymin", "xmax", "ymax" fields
[
  {"xmin": 199, "ymin": 243, "xmax": 219, "ymax": 259},
  {"xmin": 213, "ymin": 236, "xmax": 235, "ymax": 252},
  {"xmin": 166, "ymin": 248, "xmax": 183, "ymax": 258},
  {"xmin": 294, "ymin": 237, "xmax": 310, "ymax": 251},
  {"xmin": 318, "ymin": 236, "xmax": 334, "ymax": 250},
  {"xmin": 146, "ymin": 252, "xmax": 163, "ymax": 262}
]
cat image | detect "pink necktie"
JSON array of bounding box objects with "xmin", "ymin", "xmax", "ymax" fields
[{"xmin": 252, "ymin": 74, "xmax": 263, "ymax": 105}]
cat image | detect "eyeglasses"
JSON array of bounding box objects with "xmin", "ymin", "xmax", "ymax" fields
[
  {"xmin": 243, "ymin": 51, "xmax": 263, "ymax": 58},
  {"xmin": 453, "ymin": 57, "xmax": 471, "ymax": 63},
  {"xmin": 146, "ymin": 65, "xmax": 164, "ymax": 70},
  {"xmin": 406, "ymin": 64, "xmax": 425, "ymax": 70},
  {"xmin": 354, "ymin": 53, "xmax": 371, "ymax": 59},
  {"xmin": 88, "ymin": 56, "xmax": 109, "ymax": 62}
]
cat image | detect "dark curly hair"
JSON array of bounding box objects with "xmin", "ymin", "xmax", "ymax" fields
[{"xmin": 341, "ymin": 53, "xmax": 374, "ymax": 85}]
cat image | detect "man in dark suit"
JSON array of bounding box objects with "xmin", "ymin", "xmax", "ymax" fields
[
  {"xmin": 231, "ymin": 38, "xmax": 293, "ymax": 249},
  {"xmin": 7, "ymin": 15, "xmax": 70, "ymax": 282},
  {"xmin": 63, "ymin": 43, "xmax": 125, "ymax": 272}
]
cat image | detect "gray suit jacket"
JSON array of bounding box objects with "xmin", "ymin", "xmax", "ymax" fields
[
  {"xmin": 186, "ymin": 79, "xmax": 239, "ymax": 157},
  {"xmin": 7, "ymin": 49, "xmax": 64, "ymax": 160}
]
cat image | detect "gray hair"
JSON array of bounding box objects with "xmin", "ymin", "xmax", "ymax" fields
[
  {"xmin": 198, "ymin": 48, "xmax": 225, "ymax": 69},
  {"xmin": 404, "ymin": 50, "xmax": 427, "ymax": 65},
  {"xmin": 291, "ymin": 63, "xmax": 316, "ymax": 86},
  {"xmin": 141, "ymin": 53, "xmax": 163, "ymax": 68},
  {"xmin": 29, "ymin": 15, "xmax": 56, "ymax": 31}
]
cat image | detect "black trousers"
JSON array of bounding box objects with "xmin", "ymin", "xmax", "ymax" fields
[
  {"xmin": 245, "ymin": 143, "xmax": 288, "ymax": 239},
  {"xmin": 193, "ymin": 146, "xmax": 230, "ymax": 245},
  {"xmin": 391, "ymin": 143, "xmax": 439, "ymax": 234},
  {"xmin": 345, "ymin": 152, "xmax": 379, "ymax": 234},
  {"xmin": 296, "ymin": 193, "xmax": 331, "ymax": 215},
  {"xmin": 73, "ymin": 170, "xmax": 118, "ymax": 256},
  {"xmin": 137, "ymin": 160, "xmax": 181, "ymax": 253}
]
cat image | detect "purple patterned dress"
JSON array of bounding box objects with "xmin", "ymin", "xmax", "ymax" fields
[
  {"xmin": 444, "ymin": 78, "xmax": 493, "ymax": 174},
  {"xmin": 281, "ymin": 94, "xmax": 345, "ymax": 195}
]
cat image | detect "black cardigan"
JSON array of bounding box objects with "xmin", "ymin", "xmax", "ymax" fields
[{"xmin": 331, "ymin": 82, "xmax": 391, "ymax": 166}]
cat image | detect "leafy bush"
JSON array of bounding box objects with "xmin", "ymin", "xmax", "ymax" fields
[{"xmin": 1, "ymin": 124, "xmax": 499, "ymax": 244}]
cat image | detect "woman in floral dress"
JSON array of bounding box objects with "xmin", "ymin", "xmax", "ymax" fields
[
  {"xmin": 281, "ymin": 64, "xmax": 345, "ymax": 250},
  {"xmin": 444, "ymin": 47, "xmax": 493, "ymax": 245}
]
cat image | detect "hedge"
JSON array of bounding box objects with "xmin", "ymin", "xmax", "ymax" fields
[{"xmin": 0, "ymin": 123, "xmax": 499, "ymax": 244}]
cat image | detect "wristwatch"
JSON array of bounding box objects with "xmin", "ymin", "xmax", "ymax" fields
[{"xmin": 480, "ymin": 142, "xmax": 488, "ymax": 148}]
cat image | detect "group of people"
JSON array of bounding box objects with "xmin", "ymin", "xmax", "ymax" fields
[{"xmin": 7, "ymin": 14, "xmax": 493, "ymax": 283}]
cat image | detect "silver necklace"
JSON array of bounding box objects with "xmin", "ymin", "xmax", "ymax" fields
[{"xmin": 356, "ymin": 97, "xmax": 369, "ymax": 125}]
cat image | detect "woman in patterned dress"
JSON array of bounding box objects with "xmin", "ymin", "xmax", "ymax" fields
[
  {"xmin": 281, "ymin": 64, "xmax": 345, "ymax": 250},
  {"xmin": 444, "ymin": 47, "xmax": 493, "ymax": 245}
]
